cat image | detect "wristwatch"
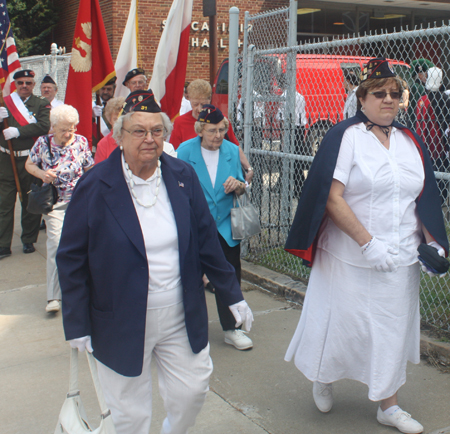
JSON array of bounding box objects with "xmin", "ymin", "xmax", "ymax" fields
[{"xmin": 246, "ymin": 166, "xmax": 253, "ymax": 172}]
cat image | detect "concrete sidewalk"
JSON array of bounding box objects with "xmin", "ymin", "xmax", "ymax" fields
[{"xmin": 1, "ymin": 207, "xmax": 450, "ymax": 434}]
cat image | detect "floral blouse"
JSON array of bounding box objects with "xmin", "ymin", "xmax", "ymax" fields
[{"xmin": 29, "ymin": 134, "xmax": 94, "ymax": 203}]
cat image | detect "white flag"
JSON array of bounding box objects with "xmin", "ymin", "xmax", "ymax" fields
[{"xmin": 114, "ymin": 0, "xmax": 138, "ymax": 97}]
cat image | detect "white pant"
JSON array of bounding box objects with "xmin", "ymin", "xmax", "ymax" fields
[
  {"xmin": 43, "ymin": 202, "xmax": 67, "ymax": 301},
  {"xmin": 96, "ymin": 301, "xmax": 213, "ymax": 434}
]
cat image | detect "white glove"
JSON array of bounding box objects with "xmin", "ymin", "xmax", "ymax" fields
[
  {"xmin": 420, "ymin": 241, "xmax": 447, "ymax": 278},
  {"xmin": 0, "ymin": 107, "xmax": 9, "ymax": 121},
  {"xmin": 361, "ymin": 237, "xmax": 397, "ymax": 272},
  {"xmin": 3, "ymin": 127, "xmax": 20, "ymax": 140},
  {"xmin": 426, "ymin": 67, "xmax": 443, "ymax": 91},
  {"xmin": 92, "ymin": 105, "xmax": 103, "ymax": 117},
  {"xmin": 69, "ymin": 335, "xmax": 93, "ymax": 353},
  {"xmin": 229, "ymin": 300, "xmax": 254, "ymax": 332}
]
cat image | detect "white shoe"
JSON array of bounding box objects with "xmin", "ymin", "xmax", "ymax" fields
[
  {"xmin": 46, "ymin": 300, "xmax": 60, "ymax": 313},
  {"xmin": 377, "ymin": 407, "xmax": 424, "ymax": 433},
  {"xmin": 224, "ymin": 330, "xmax": 253, "ymax": 350},
  {"xmin": 312, "ymin": 381, "xmax": 333, "ymax": 413}
]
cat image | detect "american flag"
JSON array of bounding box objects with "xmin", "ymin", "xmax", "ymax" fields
[{"xmin": 0, "ymin": 0, "xmax": 21, "ymax": 96}]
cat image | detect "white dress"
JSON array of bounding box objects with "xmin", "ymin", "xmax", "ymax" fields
[{"xmin": 285, "ymin": 123, "xmax": 425, "ymax": 401}]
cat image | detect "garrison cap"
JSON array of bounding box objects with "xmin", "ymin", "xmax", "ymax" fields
[
  {"xmin": 121, "ymin": 90, "xmax": 161, "ymax": 115},
  {"xmin": 13, "ymin": 70, "xmax": 35, "ymax": 80},
  {"xmin": 123, "ymin": 68, "xmax": 146, "ymax": 85},
  {"xmin": 198, "ymin": 104, "xmax": 224, "ymax": 124},
  {"xmin": 104, "ymin": 76, "xmax": 117, "ymax": 86},
  {"xmin": 41, "ymin": 75, "xmax": 56, "ymax": 85},
  {"xmin": 361, "ymin": 58, "xmax": 396, "ymax": 82}
]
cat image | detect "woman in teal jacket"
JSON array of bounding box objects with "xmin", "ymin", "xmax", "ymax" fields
[{"xmin": 177, "ymin": 105, "xmax": 253, "ymax": 351}]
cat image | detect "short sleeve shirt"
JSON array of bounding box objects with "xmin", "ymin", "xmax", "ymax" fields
[
  {"xmin": 318, "ymin": 123, "xmax": 425, "ymax": 267},
  {"xmin": 29, "ymin": 134, "xmax": 94, "ymax": 203}
]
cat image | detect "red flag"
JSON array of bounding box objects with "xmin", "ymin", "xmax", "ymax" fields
[
  {"xmin": 149, "ymin": 0, "xmax": 193, "ymax": 121},
  {"xmin": 0, "ymin": 0, "xmax": 22, "ymax": 96},
  {"xmin": 64, "ymin": 0, "xmax": 115, "ymax": 148}
]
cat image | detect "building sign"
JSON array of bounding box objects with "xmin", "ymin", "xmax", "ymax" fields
[{"xmin": 161, "ymin": 20, "xmax": 252, "ymax": 49}]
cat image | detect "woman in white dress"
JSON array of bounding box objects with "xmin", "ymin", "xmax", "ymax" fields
[{"xmin": 284, "ymin": 58, "xmax": 448, "ymax": 434}]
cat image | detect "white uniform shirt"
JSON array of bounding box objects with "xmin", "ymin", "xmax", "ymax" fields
[
  {"xmin": 51, "ymin": 99, "xmax": 64, "ymax": 108},
  {"xmin": 318, "ymin": 123, "xmax": 425, "ymax": 267},
  {"xmin": 277, "ymin": 90, "xmax": 307, "ymax": 126},
  {"xmin": 121, "ymin": 155, "xmax": 182, "ymax": 299}
]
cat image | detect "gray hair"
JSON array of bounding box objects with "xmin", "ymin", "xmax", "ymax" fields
[
  {"xmin": 50, "ymin": 104, "xmax": 79, "ymax": 127},
  {"xmin": 194, "ymin": 117, "xmax": 229, "ymax": 135},
  {"xmin": 113, "ymin": 111, "xmax": 173, "ymax": 144}
]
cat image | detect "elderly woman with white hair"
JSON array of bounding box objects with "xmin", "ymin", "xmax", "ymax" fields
[
  {"xmin": 25, "ymin": 104, "xmax": 94, "ymax": 313},
  {"xmin": 56, "ymin": 90, "xmax": 253, "ymax": 434}
]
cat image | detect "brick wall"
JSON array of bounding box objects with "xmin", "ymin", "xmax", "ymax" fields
[{"xmin": 53, "ymin": 0, "xmax": 288, "ymax": 82}]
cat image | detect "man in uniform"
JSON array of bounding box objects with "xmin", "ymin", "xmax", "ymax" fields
[
  {"xmin": 123, "ymin": 68, "xmax": 147, "ymax": 93},
  {"xmin": 0, "ymin": 69, "xmax": 51, "ymax": 259},
  {"xmin": 40, "ymin": 75, "xmax": 63, "ymax": 108},
  {"xmin": 92, "ymin": 76, "xmax": 117, "ymax": 139}
]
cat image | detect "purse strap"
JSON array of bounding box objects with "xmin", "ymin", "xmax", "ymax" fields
[
  {"xmin": 233, "ymin": 190, "xmax": 250, "ymax": 208},
  {"xmin": 68, "ymin": 348, "xmax": 112, "ymax": 419},
  {"xmin": 44, "ymin": 135, "xmax": 53, "ymax": 166}
]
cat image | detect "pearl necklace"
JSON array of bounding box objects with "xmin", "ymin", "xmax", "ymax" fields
[{"xmin": 124, "ymin": 159, "xmax": 161, "ymax": 208}]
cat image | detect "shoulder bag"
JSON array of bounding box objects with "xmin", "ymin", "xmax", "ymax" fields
[
  {"xmin": 230, "ymin": 190, "xmax": 261, "ymax": 240},
  {"xmin": 54, "ymin": 348, "xmax": 117, "ymax": 434},
  {"xmin": 27, "ymin": 135, "xmax": 58, "ymax": 215}
]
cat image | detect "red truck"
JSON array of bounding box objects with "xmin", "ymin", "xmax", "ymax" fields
[{"xmin": 212, "ymin": 54, "xmax": 410, "ymax": 152}]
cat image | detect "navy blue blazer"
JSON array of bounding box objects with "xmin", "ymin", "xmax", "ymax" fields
[{"xmin": 56, "ymin": 148, "xmax": 244, "ymax": 377}]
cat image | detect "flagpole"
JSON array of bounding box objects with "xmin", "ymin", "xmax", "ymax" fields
[
  {"xmin": 0, "ymin": 90, "xmax": 23, "ymax": 202},
  {"xmin": 136, "ymin": 0, "xmax": 140, "ymax": 67}
]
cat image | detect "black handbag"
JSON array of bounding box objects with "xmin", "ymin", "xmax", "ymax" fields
[{"xmin": 27, "ymin": 136, "xmax": 58, "ymax": 215}]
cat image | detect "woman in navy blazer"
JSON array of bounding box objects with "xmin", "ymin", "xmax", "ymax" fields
[
  {"xmin": 56, "ymin": 91, "xmax": 253, "ymax": 434},
  {"xmin": 177, "ymin": 104, "xmax": 254, "ymax": 351}
]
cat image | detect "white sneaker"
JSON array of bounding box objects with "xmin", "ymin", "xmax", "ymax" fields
[
  {"xmin": 224, "ymin": 330, "xmax": 253, "ymax": 350},
  {"xmin": 377, "ymin": 407, "xmax": 424, "ymax": 433},
  {"xmin": 46, "ymin": 300, "xmax": 60, "ymax": 313},
  {"xmin": 312, "ymin": 381, "xmax": 333, "ymax": 413}
]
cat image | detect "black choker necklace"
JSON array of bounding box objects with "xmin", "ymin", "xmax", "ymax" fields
[{"xmin": 365, "ymin": 121, "xmax": 392, "ymax": 138}]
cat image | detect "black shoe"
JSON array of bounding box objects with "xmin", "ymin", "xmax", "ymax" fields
[
  {"xmin": 23, "ymin": 243, "xmax": 35, "ymax": 254},
  {"xmin": 39, "ymin": 220, "xmax": 46, "ymax": 231},
  {"xmin": 0, "ymin": 247, "xmax": 12, "ymax": 259}
]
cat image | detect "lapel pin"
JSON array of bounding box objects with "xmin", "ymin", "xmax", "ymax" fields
[{"xmin": 178, "ymin": 181, "xmax": 184, "ymax": 188}]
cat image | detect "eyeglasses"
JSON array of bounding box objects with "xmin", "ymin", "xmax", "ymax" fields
[
  {"xmin": 204, "ymin": 127, "xmax": 227, "ymax": 135},
  {"xmin": 122, "ymin": 127, "xmax": 165, "ymax": 139},
  {"xmin": 369, "ymin": 91, "xmax": 401, "ymax": 100},
  {"xmin": 17, "ymin": 81, "xmax": 33, "ymax": 86},
  {"xmin": 54, "ymin": 127, "xmax": 77, "ymax": 134}
]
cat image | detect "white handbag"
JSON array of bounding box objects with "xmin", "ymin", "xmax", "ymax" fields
[{"xmin": 54, "ymin": 348, "xmax": 117, "ymax": 434}]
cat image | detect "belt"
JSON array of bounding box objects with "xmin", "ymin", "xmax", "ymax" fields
[{"xmin": 0, "ymin": 145, "xmax": 30, "ymax": 157}]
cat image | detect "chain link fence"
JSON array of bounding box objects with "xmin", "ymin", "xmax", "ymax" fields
[{"xmin": 236, "ymin": 9, "xmax": 450, "ymax": 333}]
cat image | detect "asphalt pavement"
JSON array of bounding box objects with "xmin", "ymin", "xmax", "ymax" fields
[{"xmin": 1, "ymin": 203, "xmax": 450, "ymax": 434}]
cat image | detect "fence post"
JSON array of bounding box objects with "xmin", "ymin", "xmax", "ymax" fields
[
  {"xmin": 50, "ymin": 42, "xmax": 58, "ymax": 78},
  {"xmin": 243, "ymin": 44, "xmax": 255, "ymax": 159},
  {"xmin": 229, "ymin": 7, "xmax": 239, "ymax": 121}
]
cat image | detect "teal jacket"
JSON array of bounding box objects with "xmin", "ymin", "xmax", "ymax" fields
[{"xmin": 177, "ymin": 136, "xmax": 244, "ymax": 247}]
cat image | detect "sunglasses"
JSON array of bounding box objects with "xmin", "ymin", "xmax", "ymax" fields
[
  {"xmin": 369, "ymin": 90, "xmax": 401, "ymax": 100},
  {"xmin": 17, "ymin": 81, "xmax": 33, "ymax": 86}
]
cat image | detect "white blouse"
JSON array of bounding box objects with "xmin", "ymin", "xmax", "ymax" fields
[
  {"xmin": 201, "ymin": 147, "xmax": 220, "ymax": 188},
  {"xmin": 122, "ymin": 156, "xmax": 182, "ymax": 306},
  {"xmin": 318, "ymin": 122, "xmax": 425, "ymax": 267}
]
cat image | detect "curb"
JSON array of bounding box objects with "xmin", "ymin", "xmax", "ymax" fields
[{"xmin": 241, "ymin": 259, "xmax": 450, "ymax": 366}]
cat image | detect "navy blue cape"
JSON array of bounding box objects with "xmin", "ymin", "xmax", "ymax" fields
[{"xmin": 285, "ymin": 110, "xmax": 449, "ymax": 266}]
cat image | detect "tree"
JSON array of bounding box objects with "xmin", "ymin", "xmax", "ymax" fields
[{"xmin": 7, "ymin": 0, "xmax": 60, "ymax": 56}]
